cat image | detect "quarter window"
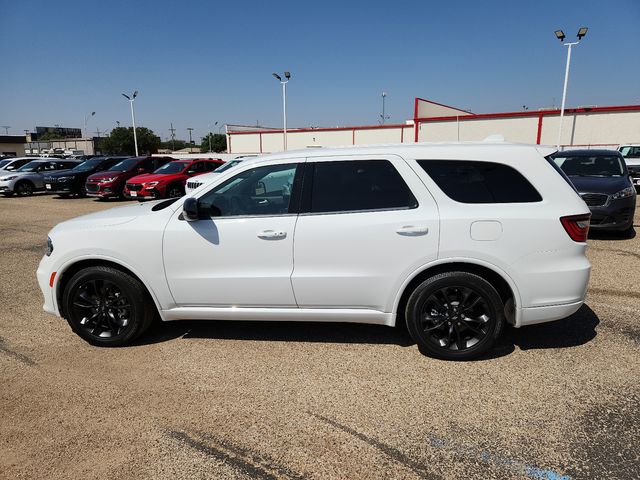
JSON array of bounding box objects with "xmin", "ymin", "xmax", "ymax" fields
[
  {"xmin": 199, "ymin": 163, "xmax": 298, "ymax": 217},
  {"xmin": 418, "ymin": 160, "xmax": 542, "ymax": 203},
  {"xmin": 308, "ymin": 160, "xmax": 417, "ymax": 213}
]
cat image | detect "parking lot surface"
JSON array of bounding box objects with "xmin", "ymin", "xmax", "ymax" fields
[{"xmin": 1, "ymin": 194, "xmax": 639, "ymax": 479}]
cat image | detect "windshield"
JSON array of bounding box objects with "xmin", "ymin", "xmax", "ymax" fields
[
  {"xmin": 553, "ymin": 155, "xmax": 625, "ymax": 177},
  {"xmin": 72, "ymin": 158, "xmax": 105, "ymax": 172},
  {"xmin": 214, "ymin": 159, "xmax": 242, "ymax": 173},
  {"xmin": 108, "ymin": 158, "xmax": 138, "ymax": 172},
  {"xmin": 17, "ymin": 161, "xmax": 42, "ymax": 172},
  {"xmin": 619, "ymin": 146, "xmax": 640, "ymax": 158},
  {"xmin": 0, "ymin": 160, "xmax": 11, "ymax": 168},
  {"xmin": 154, "ymin": 161, "xmax": 188, "ymax": 174}
]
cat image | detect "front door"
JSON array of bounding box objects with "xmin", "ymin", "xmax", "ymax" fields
[{"xmin": 163, "ymin": 161, "xmax": 302, "ymax": 307}]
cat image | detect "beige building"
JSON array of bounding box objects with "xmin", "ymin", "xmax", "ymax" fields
[
  {"xmin": 0, "ymin": 135, "xmax": 27, "ymax": 156},
  {"xmin": 227, "ymin": 98, "xmax": 640, "ymax": 154}
]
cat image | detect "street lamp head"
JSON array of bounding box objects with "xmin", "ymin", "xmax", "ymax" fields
[
  {"xmin": 577, "ymin": 27, "xmax": 588, "ymax": 40},
  {"xmin": 272, "ymin": 73, "xmax": 282, "ymax": 81},
  {"xmin": 91, "ymin": 111, "xmax": 95, "ymax": 117},
  {"xmin": 382, "ymin": 92, "xmax": 387, "ymax": 98},
  {"xmin": 284, "ymin": 71, "xmax": 291, "ymax": 79},
  {"xmin": 133, "ymin": 91, "xmax": 138, "ymax": 99},
  {"xmin": 554, "ymin": 30, "xmax": 565, "ymax": 42},
  {"xmin": 122, "ymin": 93, "xmax": 130, "ymax": 100}
]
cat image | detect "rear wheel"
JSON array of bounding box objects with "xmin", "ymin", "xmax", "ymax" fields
[
  {"xmin": 62, "ymin": 266, "xmax": 155, "ymax": 347},
  {"xmin": 15, "ymin": 181, "xmax": 34, "ymax": 196},
  {"xmin": 405, "ymin": 271, "xmax": 505, "ymax": 360}
]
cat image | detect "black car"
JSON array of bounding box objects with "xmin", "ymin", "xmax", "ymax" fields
[
  {"xmin": 43, "ymin": 156, "xmax": 128, "ymax": 197},
  {"xmin": 552, "ymin": 149, "xmax": 636, "ymax": 232}
]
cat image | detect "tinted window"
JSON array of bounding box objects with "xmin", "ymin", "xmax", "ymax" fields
[
  {"xmin": 155, "ymin": 161, "xmax": 188, "ymax": 174},
  {"xmin": 108, "ymin": 158, "xmax": 138, "ymax": 172},
  {"xmin": 418, "ymin": 160, "xmax": 542, "ymax": 203},
  {"xmin": 553, "ymin": 155, "xmax": 625, "ymax": 177},
  {"xmin": 309, "ymin": 160, "xmax": 417, "ymax": 213},
  {"xmin": 199, "ymin": 163, "xmax": 298, "ymax": 217},
  {"xmin": 620, "ymin": 146, "xmax": 640, "ymax": 158},
  {"xmin": 0, "ymin": 160, "xmax": 10, "ymax": 168}
]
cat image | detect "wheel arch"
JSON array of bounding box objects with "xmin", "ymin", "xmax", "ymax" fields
[
  {"xmin": 393, "ymin": 260, "xmax": 519, "ymax": 327},
  {"xmin": 55, "ymin": 257, "xmax": 164, "ymax": 320}
]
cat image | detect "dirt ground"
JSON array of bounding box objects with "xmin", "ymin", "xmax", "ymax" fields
[{"xmin": 1, "ymin": 193, "xmax": 638, "ymax": 480}]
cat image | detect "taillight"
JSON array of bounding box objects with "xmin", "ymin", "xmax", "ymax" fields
[{"xmin": 560, "ymin": 214, "xmax": 591, "ymax": 242}]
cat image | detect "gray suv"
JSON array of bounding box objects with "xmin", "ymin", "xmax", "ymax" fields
[{"xmin": 0, "ymin": 159, "xmax": 82, "ymax": 196}]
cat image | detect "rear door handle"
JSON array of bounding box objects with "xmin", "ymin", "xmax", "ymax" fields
[
  {"xmin": 396, "ymin": 225, "xmax": 429, "ymax": 236},
  {"xmin": 257, "ymin": 230, "xmax": 287, "ymax": 240}
]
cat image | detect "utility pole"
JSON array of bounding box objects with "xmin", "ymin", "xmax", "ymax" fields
[
  {"xmin": 169, "ymin": 123, "xmax": 176, "ymax": 151},
  {"xmin": 1, "ymin": 126, "xmax": 10, "ymax": 135},
  {"xmin": 379, "ymin": 92, "xmax": 390, "ymax": 125},
  {"xmin": 187, "ymin": 128, "xmax": 194, "ymax": 150},
  {"xmin": 94, "ymin": 128, "xmax": 103, "ymax": 137}
]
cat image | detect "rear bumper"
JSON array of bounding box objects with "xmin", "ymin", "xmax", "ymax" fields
[{"xmin": 519, "ymin": 300, "xmax": 583, "ymax": 326}]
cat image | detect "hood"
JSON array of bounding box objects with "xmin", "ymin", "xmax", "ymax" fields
[
  {"xmin": 569, "ymin": 175, "xmax": 632, "ymax": 195},
  {"xmin": 87, "ymin": 170, "xmax": 124, "ymax": 181},
  {"xmin": 52, "ymin": 199, "xmax": 173, "ymax": 232},
  {"xmin": 127, "ymin": 173, "xmax": 167, "ymax": 184}
]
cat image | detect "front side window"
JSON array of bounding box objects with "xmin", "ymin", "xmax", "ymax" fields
[
  {"xmin": 308, "ymin": 160, "xmax": 417, "ymax": 213},
  {"xmin": 199, "ymin": 163, "xmax": 298, "ymax": 217},
  {"xmin": 418, "ymin": 160, "xmax": 542, "ymax": 204}
]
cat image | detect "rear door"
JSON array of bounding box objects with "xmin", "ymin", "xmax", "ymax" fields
[{"xmin": 291, "ymin": 155, "xmax": 440, "ymax": 312}]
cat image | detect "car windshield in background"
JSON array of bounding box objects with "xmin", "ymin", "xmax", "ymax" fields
[
  {"xmin": 108, "ymin": 158, "xmax": 138, "ymax": 172},
  {"xmin": 154, "ymin": 162, "xmax": 188, "ymax": 174},
  {"xmin": 619, "ymin": 146, "xmax": 640, "ymax": 158},
  {"xmin": 17, "ymin": 161, "xmax": 42, "ymax": 172},
  {"xmin": 72, "ymin": 158, "xmax": 105, "ymax": 172},
  {"xmin": 214, "ymin": 160, "xmax": 242, "ymax": 173},
  {"xmin": 553, "ymin": 156, "xmax": 625, "ymax": 177},
  {"xmin": 0, "ymin": 160, "xmax": 11, "ymax": 168}
]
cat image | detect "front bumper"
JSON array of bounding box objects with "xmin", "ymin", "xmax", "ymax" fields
[
  {"xmin": 587, "ymin": 195, "xmax": 636, "ymax": 231},
  {"xmin": 37, "ymin": 255, "xmax": 59, "ymax": 317},
  {"xmin": 85, "ymin": 181, "xmax": 120, "ymax": 198},
  {"xmin": 0, "ymin": 180, "xmax": 15, "ymax": 193},
  {"xmin": 123, "ymin": 186, "xmax": 161, "ymax": 200}
]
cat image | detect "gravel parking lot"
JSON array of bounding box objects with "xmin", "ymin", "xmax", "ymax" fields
[{"xmin": 1, "ymin": 194, "xmax": 638, "ymax": 480}]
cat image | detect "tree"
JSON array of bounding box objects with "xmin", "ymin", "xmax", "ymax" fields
[
  {"xmin": 200, "ymin": 133, "xmax": 227, "ymax": 153},
  {"xmin": 160, "ymin": 139, "xmax": 189, "ymax": 151},
  {"xmin": 99, "ymin": 127, "xmax": 161, "ymax": 155}
]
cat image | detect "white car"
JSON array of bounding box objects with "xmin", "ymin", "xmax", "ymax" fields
[
  {"xmin": 184, "ymin": 156, "xmax": 258, "ymax": 194},
  {"xmin": 618, "ymin": 144, "xmax": 640, "ymax": 188},
  {"xmin": 38, "ymin": 142, "xmax": 591, "ymax": 360},
  {"xmin": 0, "ymin": 157, "xmax": 36, "ymax": 172}
]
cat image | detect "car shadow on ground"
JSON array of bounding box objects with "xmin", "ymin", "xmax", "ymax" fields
[
  {"xmin": 133, "ymin": 304, "xmax": 600, "ymax": 360},
  {"xmin": 588, "ymin": 226, "xmax": 636, "ymax": 240}
]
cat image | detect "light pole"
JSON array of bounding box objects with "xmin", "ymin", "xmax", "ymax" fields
[
  {"xmin": 380, "ymin": 92, "xmax": 391, "ymax": 124},
  {"xmin": 83, "ymin": 111, "xmax": 95, "ymax": 138},
  {"xmin": 122, "ymin": 91, "xmax": 139, "ymax": 156},
  {"xmin": 272, "ymin": 71, "xmax": 291, "ymax": 151},
  {"xmin": 554, "ymin": 27, "xmax": 588, "ymax": 149}
]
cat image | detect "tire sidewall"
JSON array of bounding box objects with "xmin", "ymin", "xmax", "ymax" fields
[
  {"xmin": 406, "ymin": 272, "xmax": 505, "ymax": 360},
  {"xmin": 16, "ymin": 181, "xmax": 34, "ymax": 196}
]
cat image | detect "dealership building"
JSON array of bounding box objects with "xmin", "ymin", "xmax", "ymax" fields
[{"xmin": 226, "ymin": 97, "xmax": 640, "ymax": 154}]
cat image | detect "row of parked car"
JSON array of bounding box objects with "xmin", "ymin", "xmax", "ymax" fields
[
  {"xmin": 1, "ymin": 146, "xmax": 639, "ymax": 232},
  {"xmin": 0, "ymin": 155, "xmax": 251, "ymax": 200}
]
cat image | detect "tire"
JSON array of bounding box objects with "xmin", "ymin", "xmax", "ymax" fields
[
  {"xmin": 405, "ymin": 271, "xmax": 505, "ymax": 361},
  {"xmin": 167, "ymin": 184, "xmax": 184, "ymax": 198},
  {"xmin": 14, "ymin": 181, "xmax": 34, "ymax": 196},
  {"xmin": 3, "ymin": 192, "xmax": 13, "ymax": 197},
  {"xmin": 62, "ymin": 266, "xmax": 155, "ymax": 347},
  {"xmin": 58, "ymin": 193, "xmax": 70, "ymax": 198}
]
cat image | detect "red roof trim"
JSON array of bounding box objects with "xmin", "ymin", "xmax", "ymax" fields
[{"xmin": 228, "ymin": 123, "xmax": 411, "ymax": 135}]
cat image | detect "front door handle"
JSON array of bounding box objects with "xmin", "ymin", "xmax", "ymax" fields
[
  {"xmin": 396, "ymin": 225, "xmax": 429, "ymax": 236},
  {"xmin": 257, "ymin": 230, "xmax": 287, "ymax": 240}
]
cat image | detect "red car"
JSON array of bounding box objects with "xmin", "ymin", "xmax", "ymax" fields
[
  {"xmin": 85, "ymin": 156, "xmax": 175, "ymax": 199},
  {"xmin": 123, "ymin": 158, "xmax": 224, "ymax": 199}
]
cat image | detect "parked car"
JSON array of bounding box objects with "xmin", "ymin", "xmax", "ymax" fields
[
  {"xmin": 0, "ymin": 157, "xmax": 36, "ymax": 172},
  {"xmin": 184, "ymin": 156, "xmax": 255, "ymax": 194},
  {"xmin": 0, "ymin": 159, "xmax": 82, "ymax": 196},
  {"xmin": 42, "ymin": 156, "xmax": 128, "ymax": 197},
  {"xmin": 84, "ymin": 156, "xmax": 175, "ymax": 199},
  {"xmin": 552, "ymin": 149, "xmax": 636, "ymax": 232},
  {"xmin": 618, "ymin": 144, "xmax": 640, "ymax": 189},
  {"xmin": 124, "ymin": 158, "xmax": 224, "ymax": 199},
  {"xmin": 38, "ymin": 143, "xmax": 591, "ymax": 360}
]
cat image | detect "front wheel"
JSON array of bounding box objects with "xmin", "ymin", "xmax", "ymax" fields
[
  {"xmin": 15, "ymin": 181, "xmax": 34, "ymax": 196},
  {"xmin": 405, "ymin": 272, "xmax": 505, "ymax": 360},
  {"xmin": 62, "ymin": 266, "xmax": 155, "ymax": 346},
  {"xmin": 167, "ymin": 184, "xmax": 184, "ymax": 198}
]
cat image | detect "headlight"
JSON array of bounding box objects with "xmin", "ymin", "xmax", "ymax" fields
[
  {"xmin": 144, "ymin": 181, "xmax": 159, "ymax": 188},
  {"xmin": 611, "ymin": 186, "xmax": 636, "ymax": 200},
  {"xmin": 57, "ymin": 176, "xmax": 74, "ymax": 182},
  {"xmin": 100, "ymin": 177, "xmax": 118, "ymax": 183},
  {"xmin": 0, "ymin": 175, "xmax": 17, "ymax": 181},
  {"xmin": 46, "ymin": 236, "xmax": 53, "ymax": 256}
]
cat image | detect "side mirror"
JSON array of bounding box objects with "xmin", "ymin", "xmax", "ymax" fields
[
  {"xmin": 186, "ymin": 170, "xmax": 196, "ymax": 175},
  {"xmin": 183, "ymin": 197, "xmax": 200, "ymax": 221}
]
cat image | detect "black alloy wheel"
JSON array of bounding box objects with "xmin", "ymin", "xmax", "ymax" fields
[
  {"xmin": 15, "ymin": 181, "xmax": 34, "ymax": 196},
  {"xmin": 406, "ymin": 272, "xmax": 505, "ymax": 360},
  {"xmin": 63, "ymin": 266, "xmax": 155, "ymax": 346}
]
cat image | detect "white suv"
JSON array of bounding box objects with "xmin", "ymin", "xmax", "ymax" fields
[{"xmin": 37, "ymin": 143, "xmax": 591, "ymax": 360}]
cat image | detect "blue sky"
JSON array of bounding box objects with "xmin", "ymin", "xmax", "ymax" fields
[{"xmin": 1, "ymin": 0, "xmax": 639, "ymax": 142}]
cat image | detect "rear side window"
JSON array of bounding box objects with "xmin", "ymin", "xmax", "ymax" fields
[
  {"xmin": 308, "ymin": 160, "xmax": 417, "ymax": 213},
  {"xmin": 418, "ymin": 160, "xmax": 542, "ymax": 203}
]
